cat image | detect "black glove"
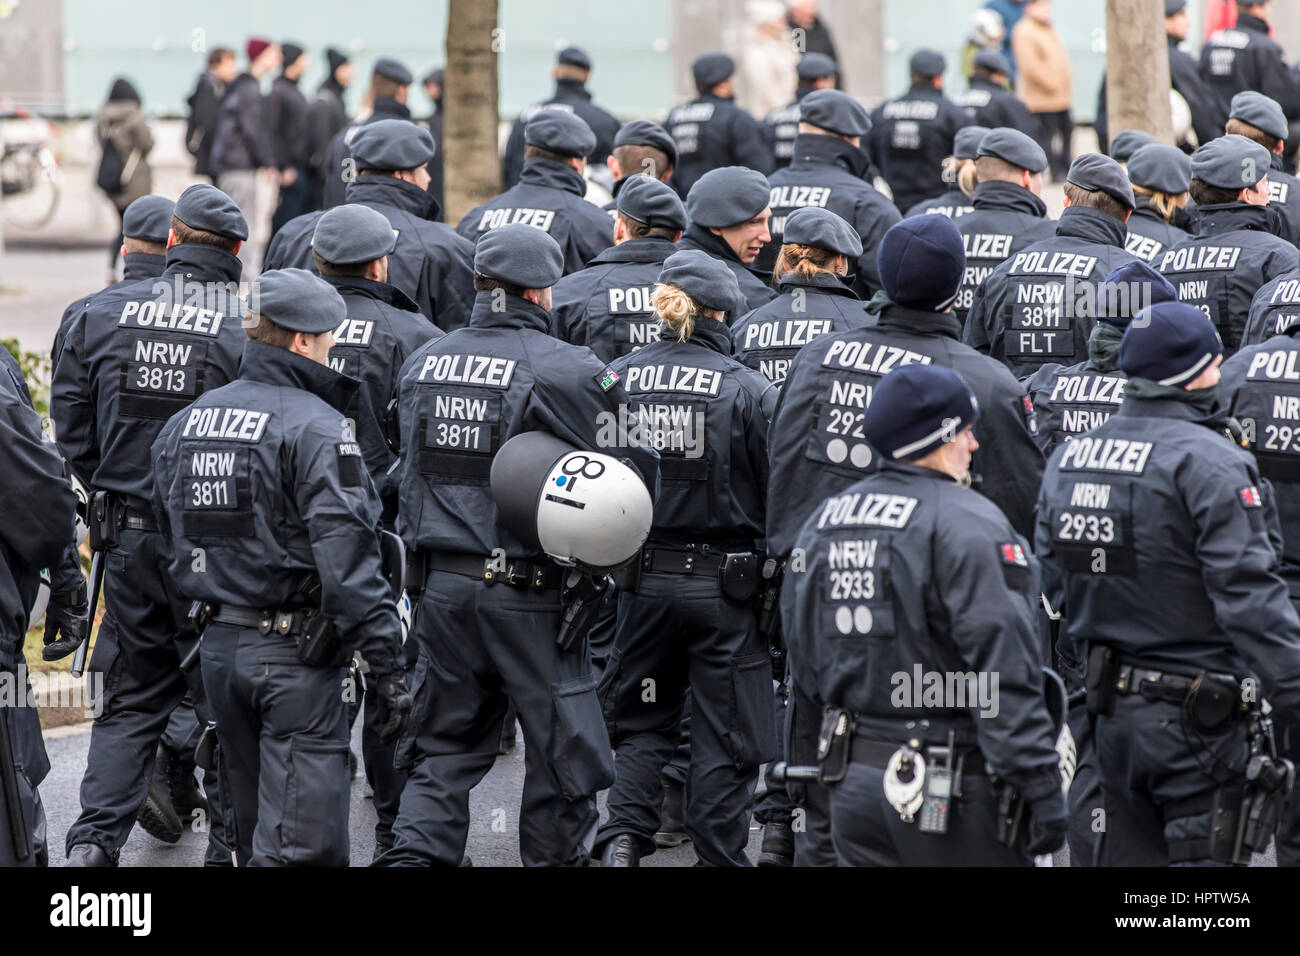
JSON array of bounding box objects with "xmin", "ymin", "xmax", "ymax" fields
[
  {"xmin": 1025, "ymin": 790, "xmax": 1068, "ymax": 855},
  {"xmin": 375, "ymin": 672, "xmax": 412, "ymax": 745},
  {"xmin": 42, "ymin": 584, "xmax": 89, "ymax": 661}
]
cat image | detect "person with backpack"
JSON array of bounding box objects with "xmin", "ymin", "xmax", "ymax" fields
[{"xmin": 95, "ymin": 78, "xmax": 154, "ymax": 284}]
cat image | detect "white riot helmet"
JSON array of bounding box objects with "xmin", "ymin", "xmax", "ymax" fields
[{"xmin": 491, "ymin": 431, "xmax": 654, "ymax": 572}]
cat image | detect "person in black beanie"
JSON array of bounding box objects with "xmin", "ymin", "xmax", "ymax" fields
[
  {"xmin": 267, "ymin": 42, "xmax": 314, "ymax": 236},
  {"xmin": 304, "ymin": 48, "xmax": 353, "ymax": 201}
]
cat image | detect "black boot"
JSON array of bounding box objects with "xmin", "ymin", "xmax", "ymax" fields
[
  {"xmin": 168, "ymin": 750, "xmax": 209, "ymax": 826},
  {"xmin": 600, "ymin": 835, "xmax": 640, "ymax": 867},
  {"xmin": 653, "ymin": 778, "xmax": 689, "ymax": 848},
  {"xmin": 498, "ymin": 701, "xmax": 518, "ymax": 755},
  {"xmin": 758, "ymin": 820, "xmax": 794, "ymax": 867},
  {"xmin": 136, "ymin": 747, "xmax": 183, "ymax": 844},
  {"xmin": 66, "ymin": 843, "xmax": 114, "ymax": 867}
]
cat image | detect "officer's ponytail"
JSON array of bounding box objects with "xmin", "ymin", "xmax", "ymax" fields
[
  {"xmin": 956, "ymin": 158, "xmax": 978, "ymax": 198},
  {"xmin": 652, "ymin": 283, "xmax": 699, "ymax": 342},
  {"xmin": 1131, "ymin": 184, "xmax": 1185, "ymax": 225},
  {"xmin": 774, "ymin": 243, "xmax": 839, "ymax": 283}
]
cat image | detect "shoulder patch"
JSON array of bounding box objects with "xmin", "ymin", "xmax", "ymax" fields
[
  {"xmin": 1239, "ymin": 485, "xmax": 1263, "ymax": 509},
  {"xmin": 998, "ymin": 541, "xmax": 1029, "ymax": 567},
  {"xmin": 1019, "ymin": 394, "xmax": 1038, "ymax": 435},
  {"xmin": 337, "ymin": 441, "xmax": 364, "ymax": 488},
  {"xmin": 595, "ymin": 366, "xmax": 620, "ymax": 392}
]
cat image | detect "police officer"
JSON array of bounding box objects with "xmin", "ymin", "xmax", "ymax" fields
[
  {"xmin": 500, "ymin": 47, "xmax": 621, "ymax": 191},
  {"xmin": 1108, "ymin": 130, "xmax": 1157, "ymax": 168},
  {"xmin": 732, "ymin": 207, "xmax": 869, "ymax": 387},
  {"xmin": 1124, "ymin": 145, "xmax": 1192, "ymax": 265},
  {"xmin": 320, "ymin": 57, "xmax": 415, "ymax": 210},
  {"xmin": 952, "ymin": 128, "xmax": 1056, "ymax": 327},
  {"xmin": 595, "ymin": 249, "xmax": 776, "ymax": 867},
  {"xmin": 1245, "ymin": 261, "xmax": 1300, "ymax": 344},
  {"xmin": 667, "ymin": 52, "xmax": 775, "ymax": 200},
  {"xmin": 954, "ymin": 51, "xmax": 1035, "ymax": 136},
  {"xmin": 903, "ymin": 126, "xmax": 986, "ymax": 220},
  {"xmin": 52, "ymin": 183, "xmax": 250, "ymax": 866},
  {"xmin": 419, "ymin": 68, "xmax": 445, "ymax": 216},
  {"xmin": 757, "ymin": 90, "xmax": 899, "ymax": 299},
  {"xmin": 966, "ymin": 153, "xmax": 1140, "ymax": 378},
  {"xmin": 266, "ymin": 120, "xmax": 476, "ymax": 332},
  {"xmin": 457, "ymin": 110, "xmax": 615, "ymax": 277},
  {"xmin": 53, "ymin": 194, "xmax": 174, "ymax": 371},
  {"xmin": 602, "ymin": 121, "xmax": 677, "ymax": 212},
  {"xmin": 1096, "ymin": 0, "xmax": 1221, "ymax": 154},
  {"xmin": 786, "ymin": 363, "xmax": 1067, "ymax": 866},
  {"xmin": 1201, "ymin": 1, "xmax": 1299, "ymax": 133},
  {"xmin": 0, "ymin": 351, "xmax": 79, "ymax": 867},
  {"xmin": 867, "ymin": 50, "xmax": 971, "ymax": 215},
  {"xmin": 1228, "ymin": 91, "xmax": 1300, "ymax": 246},
  {"xmin": 679, "ymin": 166, "xmax": 777, "ymax": 316},
  {"xmin": 763, "ymin": 53, "xmax": 838, "ymax": 171},
  {"xmin": 1037, "ymin": 301, "xmax": 1300, "ymax": 865},
  {"xmin": 150, "ymin": 268, "xmax": 411, "ymax": 866},
  {"xmin": 1160, "ymin": 135, "xmax": 1299, "ymax": 354},
  {"xmin": 552, "ymin": 174, "xmax": 684, "ymax": 364},
  {"xmin": 378, "ymin": 224, "xmax": 657, "ymax": 867},
  {"xmin": 1025, "ymin": 261, "xmax": 1177, "ymax": 457}
]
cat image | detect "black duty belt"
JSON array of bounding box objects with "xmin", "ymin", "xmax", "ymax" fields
[
  {"xmin": 122, "ymin": 507, "xmax": 157, "ymax": 533},
  {"xmin": 642, "ymin": 547, "xmax": 754, "ymax": 575},
  {"xmin": 409, "ymin": 550, "xmax": 564, "ymax": 590},
  {"xmin": 1114, "ymin": 665, "xmax": 1233, "ymax": 705},
  {"xmin": 210, "ymin": 604, "xmax": 309, "ymax": 636},
  {"xmin": 849, "ymin": 736, "xmax": 988, "ymax": 776}
]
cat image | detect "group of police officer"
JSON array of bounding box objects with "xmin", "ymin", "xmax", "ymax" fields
[{"xmin": 9, "ymin": 14, "xmax": 1300, "ymax": 867}]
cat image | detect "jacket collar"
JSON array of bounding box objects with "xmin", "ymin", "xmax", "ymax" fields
[
  {"xmin": 553, "ymin": 78, "xmax": 592, "ymax": 102},
  {"xmin": 788, "ymin": 133, "xmax": 872, "ymax": 179},
  {"xmin": 318, "ymin": 273, "xmax": 420, "ymax": 312},
  {"xmin": 1191, "ymin": 201, "xmax": 1271, "ymax": 237},
  {"xmin": 684, "ymin": 316, "xmax": 734, "ymax": 356},
  {"xmin": 682, "ymin": 224, "xmax": 745, "ymax": 266},
  {"xmin": 879, "ymin": 457, "xmax": 960, "ymax": 485},
  {"xmin": 519, "ymin": 156, "xmax": 588, "ymax": 197},
  {"xmin": 1236, "ymin": 12, "xmax": 1270, "ymax": 35},
  {"xmin": 161, "ymin": 243, "xmax": 243, "ymax": 284},
  {"xmin": 699, "ymin": 91, "xmax": 734, "ymax": 105},
  {"xmin": 972, "ymin": 180, "xmax": 1049, "ymax": 217},
  {"xmin": 122, "ymin": 252, "xmax": 167, "ymax": 281},
  {"xmin": 345, "ymin": 174, "xmax": 439, "ymax": 220},
  {"xmin": 1056, "ymin": 205, "xmax": 1128, "ymax": 247},
  {"xmin": 238, "ymin": 338, "xmax": 359, "ymax": 414},
  {"xmin": 469, "ymin": 290, "xmax": 552, "ymax": 332},
  {"xmin": 371, "ymin": 96, "xmax": 411, "ymax": 121},
  {"xmin": 905, "ymin": 83, "xmax": 944, "ymax": 100},
  {"xmin": 319, "ymin": 76, "xmax": 345, "ymax": 98},
  {"xmin": 588, "ymin": 235, "xmax": 678, "ymax": 265},
  {"xmin": 969, "ymin": 77, "xmax": 1004, "ymax": 93},
  {"xmin": 775, "ymin": 271, "xmax": 861, "ymax": 299},
  {"xmin": 871, "ymin": 302, "xmax": 962, "ymax": 339}
]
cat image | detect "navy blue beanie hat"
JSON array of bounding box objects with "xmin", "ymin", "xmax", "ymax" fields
[
  {"xmin": 1120, "ymin": 301, "xmax": 1224, "ymax": 386},
  {"xmin": 877, "ymin": 216, "xmax": 965, "ymax": 311},
  {"xmin": 1096, "ymin": 261, "xmax": 1177, "ymax": 328},
  {"xmin": 863, "ymin": 364, "xmax": 981, "ymax": 462}
]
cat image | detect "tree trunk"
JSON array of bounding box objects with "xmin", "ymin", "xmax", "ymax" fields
[
  {"xmin": 444, "ymin": 0, "xmax": 500, "ymax": 226},
  {"xmin": 1105, "ymin": 0, "xmax": 1174, "ymax": 145}
]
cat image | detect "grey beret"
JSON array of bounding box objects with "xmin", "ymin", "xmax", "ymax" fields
[
  {"xmin": 973, "ymin": 50, "xmax": 1012, "ymax": 76},
  {"xmin": 121, "ymin": 195, "xmax": 175, "ymax": 243},
  {"xmin": 474, "ymin": 223, "xmax": 564, "ymax": 289},
  {"xmin": 692, "ymin": 52, "xmax": 734, "ymax": 88},
  {"xmin": 525, "ymin": 108, "xmax": 597, "ymax": 158},
  {"xmin": 174, "ymin": 183, "xmax": 248, "ymax": 240},
  {"xmin": 799, "ymin": 89, "xmax": 871, "ymax": 137},
  {"xmin": 1067, "ymin": 153, "xmax": 1136, "ymax": 210},
  {"xmin": 614, "ymin": 119, "xmax": 678, "ymax": 168},
  {"xmin": 1230, "ymin": 91, "xmax": 1288, "ymax": 142},
  {"xmin": 1109, "ymin": 129, "xmax": 1158, "ymax": 163},
  {"xmin": 373, "ymin": 57, "xmax": 412, "ymax": 85},
  {"xmin": 557, "ymin": 46, "xmax": 591, "ymax": 70},
  {"xmin": 1192, "ymin": 134, "xmax": 1272, "ymax": 189},
  {"xmin": 978, "ymin": 126, "xmax": 1047, "ymax": 172},
  {"xmin": 350, "ymin": 119, "xmax": 436, "ymax": 171},
  {"xmin": 797, "ymin": 53, "xmax": 838, "ymax": 82},
  {"xmin": 311, "ymin": 204, "xmax": 398, "ymax": 265},
  {"xmin": 251, "ymin": 268, "xmax": 346, "ymax": 334},
  {"xmin": 658, "ymin": 249, "xmax": 741, "ymax": 313},
  {"xmin": 685, "ymin": 166, "xmax": 771, "ymax": 228},
  {"xmin": 617, "ymin": 174, "xmax": 687, "ymax": 231},
  {"xmin": 1127, "ymin": 144, "xmax": 1192, "ymax": 194},
  {"xmin": 910, "ymin": 50, "xmax": 946, "ymax": 78},
  {"xmin": 782, "ymin": 207, "xmax": 863, "ymax": 259},
  {"xmin": 423, "ymin": 67, "xmax": 444, "ymax": 88},
  {"xmin": 1165, "ymin": 0, "xmax": 1187, "ymax": 15},
  {"xmin": 954, "ymin": 125, "xmax": 991, "ymax": 161}
]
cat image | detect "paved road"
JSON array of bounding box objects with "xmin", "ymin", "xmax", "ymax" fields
[{"xmin": 40, "ymin": 717, "xmax": 764, "ymax": 867}]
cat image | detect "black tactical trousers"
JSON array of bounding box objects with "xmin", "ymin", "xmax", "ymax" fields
[
  {"xmin": 1066, "ymin": 703, "xmax": 1103, "ymax": 866},
  {"xmin": 830, "ymin": 760, "xmax": 1033, "ymax": 866},
  {"xmin": 201, "ymin": 624, "xmax": 351, "ymax": 866},
  {"xmin": 1095, "ymin": 693, "xmax": 1250, "ymax": 866},
  {"xmin": 786, "ymin": 679, "xmax": 836, "ymax": 866},
  {"xmin": 66, "ymin": 527, "xmax": 226, "ymax": 862},
  {"xmin": 379, "ymin": 569, "xmax": 612, "ymax": 867},
  {"xmin": 0, "ymin": 663, "xmax": 49, "ymax": 867},
  {"xmin": 595, "ymin": 572, "xmax": 777, "ymax": 866},
  {"xmin": 359, "ymin": 658, "xmax": 408, "ymax": 851}
]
